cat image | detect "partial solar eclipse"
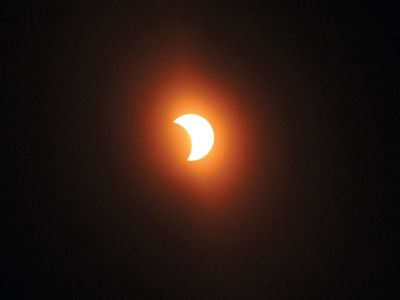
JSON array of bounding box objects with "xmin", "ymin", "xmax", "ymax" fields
[{"xmin": 173, "ymin": 114, "xmax": 214, "ymax": 161}]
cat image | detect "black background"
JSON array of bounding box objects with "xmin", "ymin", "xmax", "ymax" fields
[{"xmin": 5, "ymin": 1, "xmax": 395, "ymax": 298}]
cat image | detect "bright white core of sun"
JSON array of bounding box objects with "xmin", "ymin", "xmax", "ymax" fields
[{"xmin": 173, "ymin": 114, "xmax": 215, "ymax": 161}]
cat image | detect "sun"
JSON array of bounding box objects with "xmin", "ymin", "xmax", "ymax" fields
[{"xmin": 173, "ymin": 114, "xmax": 215, "ymax": 161}]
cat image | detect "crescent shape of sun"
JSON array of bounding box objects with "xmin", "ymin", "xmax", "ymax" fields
[{"xmin": 173, "ymin": 114, "xmax": 215, "ymax": 161}]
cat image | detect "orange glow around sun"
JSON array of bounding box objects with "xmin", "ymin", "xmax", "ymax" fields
[
  {"xmin": 119, "ymin": 37, "xmax": 256, "ymax": 205},
  {"xmin": 136, "ymin": 70, "xmax": 251, "ymax": 203}
]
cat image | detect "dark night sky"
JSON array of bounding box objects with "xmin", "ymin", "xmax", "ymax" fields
[{"xmin": 5, "ymin": 1, "xmax": 395, "ymax": 298}]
